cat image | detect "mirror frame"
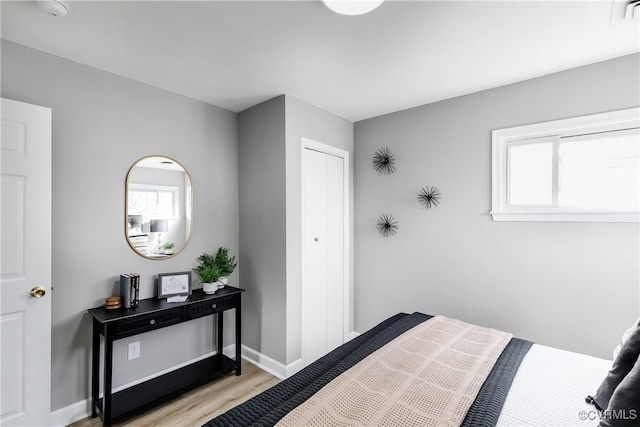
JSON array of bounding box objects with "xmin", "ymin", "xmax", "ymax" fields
[{"xmin": 125, "ymin": 155, "xmax": 193, "ymax": 260}]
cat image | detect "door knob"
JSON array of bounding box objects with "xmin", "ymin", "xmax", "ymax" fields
[
  {"xmin": 30, "ymin": 286, "xmax": 46, "ymax": 298},
  {"xmin": 314, "ymin": 237, "xmax": 319, "ymax": 242}
]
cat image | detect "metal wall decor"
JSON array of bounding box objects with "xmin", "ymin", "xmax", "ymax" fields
[
  {"xmin": 372, "ymin": 146, "xmax": 396, "ymax": 175},
  {"xmin": 376, "ymin": 214, "xmax": 398, "ymax": 237},
  {"xmin": 418, "ymin": 186, "xmax": 441, "ymax": 209}
]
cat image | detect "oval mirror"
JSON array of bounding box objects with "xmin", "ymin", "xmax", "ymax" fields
[{"xmin": 125, "ymin": 156, "xmax": 193, "ymax": 259}]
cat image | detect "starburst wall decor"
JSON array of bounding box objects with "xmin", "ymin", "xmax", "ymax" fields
[
  {"xmin": 418, "ymin": 186, "xmax": 441, "ymax": 209},
  {"xmin": 376, "ymin": 214, "xmax": 398, "ymax": 237},
  {"xmin": 372, "ymin": 146, "xmax": 396, "ymax": 175}
]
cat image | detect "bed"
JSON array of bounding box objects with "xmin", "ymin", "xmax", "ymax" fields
[{"xmin": 204, "ymin": 312, "xmax": 636, "ymax": 427}]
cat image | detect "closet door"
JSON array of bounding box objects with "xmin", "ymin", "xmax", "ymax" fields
[
  {"xmin": 303, "ymin": 147, "xmax": 345, "ymax": 366},
  {"xmin": 325, "ymin": 154, "xmax": 344, "ymax": 352}
]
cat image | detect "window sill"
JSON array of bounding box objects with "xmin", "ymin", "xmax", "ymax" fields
[{"xmin": 490, "ymin": 211, "xmax": 640, "ymax": 223}]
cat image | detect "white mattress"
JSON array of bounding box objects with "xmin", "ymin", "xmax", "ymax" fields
[{"xmin": 496, "ymin": 344, "xmax": 612, "ymax": 427}]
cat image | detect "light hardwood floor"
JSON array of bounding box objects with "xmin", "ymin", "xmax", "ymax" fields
[{"xmin": 70, "ymin": 360, "xmax": 280, "ymax": 427}]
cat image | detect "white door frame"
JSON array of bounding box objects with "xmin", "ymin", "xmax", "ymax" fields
[{"xmin": 301, "ymin": 137, "xmax": 350, "ymax": 367}]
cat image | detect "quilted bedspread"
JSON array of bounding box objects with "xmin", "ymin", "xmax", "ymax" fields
[{"xmin": 204, "ymin": 313, "xmax": 532, "ymax": 427}]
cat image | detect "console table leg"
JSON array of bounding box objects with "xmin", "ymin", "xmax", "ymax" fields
[
  {"xmin": 91, "ymin": 319, "xmax": 99, "ymax": 418},
  {"xmin": 235, "ymin": 294, "xmax": 242, "ymax": 375},
  {"xmin": 217, "ymin": 311, "xmax": 223, "ymax": 358},
  {"xmin": 103, "ymin": 324, "xmax": 113, "ymax": 427}
]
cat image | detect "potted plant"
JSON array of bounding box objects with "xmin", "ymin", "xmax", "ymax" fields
[
  {"xmin": 198, "ymin": 265, "xmax": 223, "ymax": 294},
  {"xmin": 193, "ymin": 248, "xmax": 237, "ymax": 293},
  {"xmin": 214, "ymin": 247, "xmax": 237, "ymax": 286},
  {"xmin": 162, "ymin": 241, "xmax": 175, "ymax": 255},
  {"xmin": 194, "ymin": 253, "xmax": 223, "ymax": 294}
]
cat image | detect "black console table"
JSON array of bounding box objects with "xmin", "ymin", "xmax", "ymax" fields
[{"xmin": 88, "ymin": 286, "xmax": 244, "ymax": 427}]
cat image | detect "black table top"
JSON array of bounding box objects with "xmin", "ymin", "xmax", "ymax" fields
[{"xmin": 88, "ymin": 286, "xmax": 245, "ymax": 324}]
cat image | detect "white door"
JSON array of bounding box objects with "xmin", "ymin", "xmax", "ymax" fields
[
  {"xmin": 303, "ymin": 143, "xmax": 347, "ymax": 366},
  {"xmin": 1, "ymin": 98, "xmax": 52, "ymax": 426}
]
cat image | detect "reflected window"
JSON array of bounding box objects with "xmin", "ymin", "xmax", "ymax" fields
[{"xmin": 128, "ymin": 184, "xmax": 179, "ymax": 219}]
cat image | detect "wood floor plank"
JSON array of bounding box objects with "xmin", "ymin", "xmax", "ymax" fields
[{"xmin": 69, "ymin": 360, "xmax": 279, "ymax": 427}]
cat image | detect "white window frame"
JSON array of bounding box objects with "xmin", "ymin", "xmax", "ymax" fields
[
  {"xmin": 491, "ymin": 107, "xmax": 640, "ymax": 222},
  {"xmin": 128, "ymin": 183, "xmax": 180, "ymax": 220}
]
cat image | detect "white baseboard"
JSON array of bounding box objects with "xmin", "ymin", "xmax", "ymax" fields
[
  {"xmin": 285, "ymin": 357, "xmax": 304, "ymax": 377},
  {"xmin": 235, "ymin": 344, "xmax": 302, "ymax": 380},
  {"xmin": 51, "ymin": 343, "xmax": 310, "ymax": 426},
  {"xmin": 347, "ymin": 330, "xmax": 361, "ymax": 341},
  {"xmin": 50, "ymin": 399, "xmax": 91, "ymax": 427}
]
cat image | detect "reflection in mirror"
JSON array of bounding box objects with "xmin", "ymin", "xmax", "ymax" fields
[{"xmin": 125, "ymin": 156, "xmax": 192, "ymax": 259}]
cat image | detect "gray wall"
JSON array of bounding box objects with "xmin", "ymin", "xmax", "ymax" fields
[
  {"xmin": 238, "ymin": 96, "xmax": 287, "ymax": 362},
  {"xmin": 238, "ymin": 95, "xmax": 353, "ymax": 366},
  {"xmin": 1, "ymin": 40, "xmax": 239, "ymax": 410},
  {"xmin": 354, "ymin": 53, "xmax": 640, "ymax": 360},
  {"xmin": 284, "ymin": 95, "xmax": 354, "ymax": 364}
]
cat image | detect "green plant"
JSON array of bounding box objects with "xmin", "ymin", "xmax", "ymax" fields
[
  {"xmin": 163, "ymin": 242, "xmax": 175, "ymax": 250},
  {"xmin": 193, "ymin": 248, "xmax": 236, "ymax": 283},
  {"xmin": 194, "ymin": 253, "xmax": 216, "ymax": 283},
  {"xmin": 197, "ymin": 265, "xmax": 223, "ymax": 284},
  {"xmin": 214, "ymin": 247, "xmax": 237, "ymax": 277}
]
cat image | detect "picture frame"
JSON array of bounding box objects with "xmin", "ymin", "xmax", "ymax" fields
[{"xmin": 157, "ymin": 271, "xmax": 192, "ymax": 298}]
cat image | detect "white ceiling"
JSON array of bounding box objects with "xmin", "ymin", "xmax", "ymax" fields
[{"xmin": 2, "ymin": 1, "xmax": 638, "ymax": 122}]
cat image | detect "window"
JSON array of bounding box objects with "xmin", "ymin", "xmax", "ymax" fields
[
  {"xmin": 128, "ymin": 184, "xmax": 179, "ymax": 219},
  {"xmin": 491, "ymin": 108, "xmax": 639, "ymax": 222}
]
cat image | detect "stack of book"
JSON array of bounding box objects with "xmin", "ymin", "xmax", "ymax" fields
[{"xmin": 119, "ymin": 273, "xmax": 140, "ymax": 309}]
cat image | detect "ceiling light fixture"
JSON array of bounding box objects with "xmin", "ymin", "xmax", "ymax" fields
[
  {"xmin": 36, "ymin": 0, "xmax": 70, "ymax": 18},
  {"xmin": 322, "ymin": 0, "xmax": 384, "ymax": 16}
]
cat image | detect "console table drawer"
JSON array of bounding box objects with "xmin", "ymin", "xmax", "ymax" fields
[
  {"xmin": 186, "ymin": 296, "xmax": 234, "ymax": 320},
  {"xmin": 112, "ymin": 310, "xmax": 182, "ymax": 338}
]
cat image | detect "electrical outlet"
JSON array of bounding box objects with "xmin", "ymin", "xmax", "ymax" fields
[{"xmin": 128, "ymin": 341, "xmax": 140, "ymax": 360}]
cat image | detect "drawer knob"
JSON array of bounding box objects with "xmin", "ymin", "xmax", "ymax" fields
[
  {"xmin": 150, "ymin": 319, "xmax": 156, "ymax": 325},
  {"xmin": 212, "ymin": 304, "xmax": 217, "ymax": 309}
]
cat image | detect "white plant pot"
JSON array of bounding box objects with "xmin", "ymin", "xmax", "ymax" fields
[
  {"xmin": 202, "ymin": 282, "xmax": 217, "ymax": 294},
  {"xmin": 219, "ymin": 277, "xmax": 229, "ymax": 286}
]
